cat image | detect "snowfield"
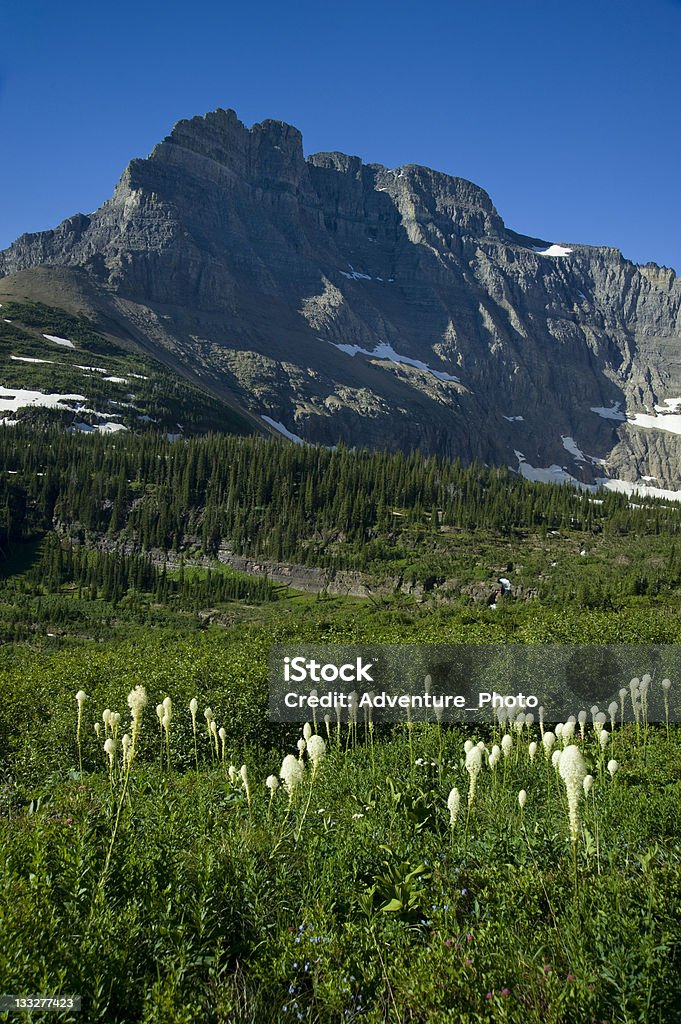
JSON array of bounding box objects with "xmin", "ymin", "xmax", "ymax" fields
[
  {"xmin": 328, "ymin": 340, "xmax": 459, "ymax": 382},
  {"xmin": 43, "ymin": 334, "xmax": 76, "ymax": 349}
]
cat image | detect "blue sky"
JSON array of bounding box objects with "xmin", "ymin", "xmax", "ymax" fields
[{"xmin": 1, "ymin": 0, "xmax": 679, "ymax": 270}]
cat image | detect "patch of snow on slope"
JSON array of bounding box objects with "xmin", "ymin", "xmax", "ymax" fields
[
  {"xmin": 514, "ymin": 451, "xmax": 582, "ymax": 486},
  {"xmin": 77, "ymin": 364, "xmax": 108, "ymax": 373},
  {"xmin": 43, "ymin": 334, "xmax": 75, "ymax": 349},
  {"xmin": 0, "ymin": 386, "xmax": 85, "ymax": 413},
  {"xmin": 329, "ymin": 340, "xmax": 459, "ymax": 382},
  {"xmin": 595, "ymin": 478, "xmax": 681, "ymax": 503},
  {"xmin": 261, "ymin": 415, "xmax": 305, "ymax": 445},
  {"xmin": 628, "ymin": 413, "xmax": 681, "ymax": 436},
  {"xmin": 103, "ymin": 376, "xmax": 129, "ymax": 384},
  {"xmin": 654, "ymin": 397, "xmax": 681, "ymax": 413},
  {"xmin": 72, "ymin": 421, "xmax": 127, "ymax": 435},
  {"xmin": 591, "ymin": 402, "xmax": 626, "ymax": 421},
  {"xmin": 503, "ymin": 415, "xmax": 524, "ymax": 422},
  {"xmin": 11, "ymin": 356, "xmax": 54, "ymax": 364},
  {"xmin": 562, "ymin": 436, "xmax": 586, "ymax": 462},
  {"xmin": 533, "ymin": 244, "xmax": 573, "ymax": 257},
  {"xmin": 340, "ymin": 265, "xmax": 372, "ymax": 281}
]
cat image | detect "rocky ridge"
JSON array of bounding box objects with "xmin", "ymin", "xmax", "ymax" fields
[{"xmin": 1, "ymin": 108, "xmax": 680, "ymax": 493}]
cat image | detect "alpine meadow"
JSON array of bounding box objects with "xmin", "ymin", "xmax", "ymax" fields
[{"xmin": 1, "ymin": 67, "xmax": 681, "ymax": 1024}]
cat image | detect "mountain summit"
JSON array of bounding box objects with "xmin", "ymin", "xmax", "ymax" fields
[{"xmin": 1, "ymin": 108, "xmax": 680, "ymax": 494}]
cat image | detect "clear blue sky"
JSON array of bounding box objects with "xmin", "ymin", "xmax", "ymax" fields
[{"xmin": 1, "ymin": 0, "xmax": 680, "ymax": 271}]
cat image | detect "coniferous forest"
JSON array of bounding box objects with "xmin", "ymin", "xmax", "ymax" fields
[{"xmin": 0, "ymin": 421, "xmax": 680, "ymax": 1024}]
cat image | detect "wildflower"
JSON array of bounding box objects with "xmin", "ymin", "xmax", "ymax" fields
[
  {"xmin": 303, "ymin": 722, "xmax": 312, "ymax": 741},
  {"xmin": 501, "ymin": 988, "xmax": 510, "ymax": 997},
  {"xmin": 561, "ymin": 721, "xmax": 575, "ymax": 745},
  {"xmin": 266, "ymin": 774, "xmax": 279, "ymax": 791},
  {"xmin": 102, "ymin": 709, "xmax": 112, "ymax": 735},
  {"xmin": 464, "ymin": 739, "xmax": 474, "ymax": 754},
  {"xmin": 578, "ymin": 709, "xmax": 587, "ymax": 739},
  {"xmin": 528, "ymin": 741, "xmax": 537, "ymax": 763},
  {"xmin": 599, "ymin": 729, "xmax": 610, "ymax": 750},
  {"xmin": 155, "ymin": 703, "xmax": 164, "ymax": 726},
  {"xmin": 127, "ymin": 685, "xmax": 147, "ymax": 754},
  {"xmin": 218, "ymin": 726, "xmax": 227, "ymax": 761},
  {"xmin": 297, "ymin": 738, "xmax": 306, "ymax": 759},
  {"xmin": 280, "ymin": 754, "xmax": 305, "ymax": 796},
  {"xmin": 608, "ymin": 701, "xmax": 618, "ymax": 730},
  {"xmin": 583, "ymin": 774, "xmax": 594, "ymax": 796},
  {"xmin": 323, "ymin": 714, "xmax": 332, "ymax": 740},
  {"xmin": 240, "ymin": 764, "xmax": 251, "ymax": 806},
  {"xmin": 121, "ymin": 733, "xmax": 132, "ymax": 770},
  {"xmin": 558, "ymin": 745, "xmax": 588, "ymax": 842},
  {"xmin": 306, "ymin": 734, "xmax": 326, "ymax": 767},
  {"xmin": 104, "ymin": 737, "xmax": 115, "ymax": 768},
  {"xmin": 555, "ymin": 723, "xmax": 563, "ymax": 739},
  {"xmin": 489, "ymin": 744, "xmax": 501, "ymax": 769},
  {"xmin": 551, "ymin": 749, "xmax": 562, "ymax": 771},
  {"xmin": 607, "ymin": 759, "xmax": 619, "ymax": 778},
  {"xmin": 501, "ymin": 734, "xmax": 513, "ymax": 758},
  {"xmin": 189, "ymin": 696, "xmax": 198, "ymax": 721},
  {"xmin": 542, "ymin": 731, "xmax": 556, "ymax": 754},
  {"xmin": 447, "ymin": 786, "xmax": 461, "ymax": 828},
  {"xmin": 465, "ymin": 745, "xmax": 483, "ymax": 808},
  {"xmin": 228, "ymin": 764, "xmax": 239, "ymax": 784},
  {"xmin": 94, "ymin": 722, "xmax": 101, "ymax": 739},
  {"xmin": 518, "ymin": 789, "xmax": 527, "ymax": 810}
]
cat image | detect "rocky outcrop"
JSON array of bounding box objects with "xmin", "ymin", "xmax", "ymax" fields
[{"xmin": 1, "ymin": 108, "xmax": 680, "ymax": 490}]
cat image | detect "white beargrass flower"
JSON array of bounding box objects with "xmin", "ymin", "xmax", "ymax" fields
[
  {"xmin": 607, "ymin": 759, "xmax": 619, "ymax": 778},
  {"xmin": 558, "ymin": 745, "xmax": 587, "ymax": 843},
  {"xmin": 218, "ymin": 726, "xmax": 227, "ymax": 761},
  {"xmin": 280, "ymin": 753, "xmax": 305, "ymax": 796},
  {"xmin": 155, "ymin": 702, "xmax": 164, "ymax": 724},
  {"xmin": 590, "ymin": 705, "xmax": 600, "ymax": 727},
  {"xmin": 583, "ymin": 774, "xmax": 594, "ymax": 796},
  {"xmin": 501, "ymin": 734, "xmax": 513, "ymax": 758},
  {"xmin": 297, "ymin": 738, "xmax": 307, "ymax": 759},
  {"xmin": 528, "ymin": 741, "xmax": 537, "ymax": 763},
  {"xmin": 447, "ymin": 786, "xmax": 460, "ymax": 828},
  {"xmin": 525, "ymin": 712, "xmax": 534, "ymax": 727},
  {"xmin": 561, "ymin": 721, "xmax": 575, "ymax": 745},
  {"xmin": 324, "ymin": 714, "xmax": 332, "ymax": 740},
  {"xmin": 464, "ymin": 739, "xmax": 474, "ymax": 754},
  {"xmin": 121, "ymin": 732, "xmax": 132, "ymax": 770},
  {"xmin": 518, "ymin": 789, "xmax": 527, "ymax": 810},
  {"xmin": 465, "ymin": 745, "xmax": 483, "ymax": 808},
  {"xmin": 94, "ymin": 722, "xmax": 101, "ymax": 739},
  {"xmin": 306, "ymin": 734, "xmax": 326, "ymax": 768},
  {"xmin": 76, "ymin": 690, "xmax": 87, "ymax": 714},
  {"xmin": 551, "ymin": 748, "xmax": 562, "ymax": 771},
  {"xmin": 608, "ymin": 702, "xmax": 618, "ymax": 730},
  {"xmin": 538, "ymin": 705, "xmax": 544, "ymax": 737},
  {"xmin": 104, "ymin": 737, "xmax": 116, "ymax": 772},
  {"xmin": 127, "ymin": 686, "xmax": 147, "ymax": 754},
  {"xmin": 303, "ymin": 722, "xmax": 312, "ymax": 741},
  {"xmin": 189, "ymin": 696, "xmax": 198, "ymax": 720},
  {"xmin": 542, "ymin": 731, "xmax": 556, "ymax": 754},
  {"xmin": 599, "ymin": 729, "xmax": 610, "ymax": 750},
  {"xmin": 578, "ymin": 710, "xmax": 587, "ymax": 739},
  {"xmin": 266, "ymin": 774, "xmax": 279, "ymax": 791},
  {"xmin": 240, "ymin": 764, "xmax": 251, "ymax": 806},
  {"xmin": 661, "ymin": 678, "xmax": 672, "ymax": 692},
  {"xmin": 103, "ymin": 709, "xmax": 112, "ymax": 735},
  {"xmin": 594, "ymin": 712, "xmax": 606, "ymax": 735},
  {"xmin": 228, "ymin": 764, "xmax": 238, "ymax": 783},
  {"xmin": 489, "ymin": 747, "xmax": 500, "ymax": 769}
]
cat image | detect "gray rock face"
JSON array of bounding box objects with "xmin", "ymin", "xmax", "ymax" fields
[{"xmin": 1, "ymin": 107, "xmax": 680, "ymax": 490}]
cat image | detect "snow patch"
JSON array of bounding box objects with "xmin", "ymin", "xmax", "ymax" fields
[
  {"xmin": 503, "ymin": 415, "xmax": 524, "ymax": 422},
  {"xmin": 103, "ymin": 376, "xmax": 129, "ymax": 384},
  {"xmin": 43, "ymin": 334, "xmax": 75, "ymax": 349},
  {"xmin": 72, "ymin": 421, "xmax": 127, "ymax": 435},
  {"xmin": 0, "ymin": 385, "xmax": 85, "ymax": 413},
  {"xmin": 329, "ymin": 340, "xmax": 459, "ymax": 382},
  {"xmin": 77, "ymin": 364, "xmax": 108, "ymax": 373},
  {"xmin": 11, "ymin": 355, "xmax": 54, "ymax": 365},
  {"xmin": 533, "ymin": 244, "xmax": 573, "ymax": 257},
  {"xmin": 562, "ymin": 436, "xmax": 587, "ymax": 462},
  {"xmin": 591, "ymin": 402, "xmax": 626, "ymax": 422},
  {"xmin": 340, "ymin": 265, "xmax": 372, "ymax": 281},
  {"xmin": 628, "ymin": 413, "xmax": 681, "ymax": 436},
  {"xmin": 595, "ymin": 477, "xmax": 681, "ymax": 503},
  {"xmin": 261, "ymin": 415, "xmax": 306, "ymax": 445}
]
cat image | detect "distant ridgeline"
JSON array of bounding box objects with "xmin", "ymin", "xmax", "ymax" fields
[{"xmin": 1, "ymin": 425, "xmax": 680, "ymax": 573}]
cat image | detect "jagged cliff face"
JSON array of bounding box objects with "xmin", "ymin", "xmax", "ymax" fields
[{"xmin": 1, "ymin": 108, "xmax": 680, "ymax": 490}]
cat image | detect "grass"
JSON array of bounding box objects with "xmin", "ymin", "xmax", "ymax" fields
[{"xmin": 0, "ymin": 675, "xmax": 679, "ymax": 1023}]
